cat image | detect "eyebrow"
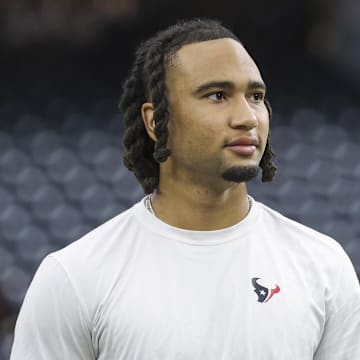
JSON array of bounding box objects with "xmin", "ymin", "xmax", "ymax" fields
[
  {"xmin": 192, "ymin": 81, "xmax": 235, "ymax": 95},
  {"xmin": 192, "ymin": 80, "xmax": 266, "ymax": 95},
  {"xmin": 248, "ymin": 81, "xmax": 267, "ymax": 92}
]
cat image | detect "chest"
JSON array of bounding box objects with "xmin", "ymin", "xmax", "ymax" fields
[{"xmin": 93, "ymin": 245, "xmax": 325, "ymax": 359}]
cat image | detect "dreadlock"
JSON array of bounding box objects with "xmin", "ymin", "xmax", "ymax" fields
[{"xmin": 119, "ymin": 18, "xmax": 277, "ymax": 194}]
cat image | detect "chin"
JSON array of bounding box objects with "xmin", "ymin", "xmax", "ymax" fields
[{"xmin": 221, "ymin": 165, "xmax": 259, "ymax": 183}]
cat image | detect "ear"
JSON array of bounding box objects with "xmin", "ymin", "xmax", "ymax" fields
[{"xmin": 141, "ymin": 102, "xmax": 157, "ymax": 142}]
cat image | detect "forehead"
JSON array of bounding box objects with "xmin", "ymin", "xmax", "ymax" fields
[{"xmin": 167, "ymin": 38, "xmax": 263, "ymax": 88}]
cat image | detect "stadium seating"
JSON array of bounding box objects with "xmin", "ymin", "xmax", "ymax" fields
[{"xmin": 0, "ymin": 97, "xmax": 359, "ymax": 358}]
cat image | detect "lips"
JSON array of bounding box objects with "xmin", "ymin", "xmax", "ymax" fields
[
  {"xmin": 226, "ymin": 136, "xmax": 259, "ymax": 155},
  {"xmin": 226, "ymin": 136, "xmax": 259, "ymax": 147}
]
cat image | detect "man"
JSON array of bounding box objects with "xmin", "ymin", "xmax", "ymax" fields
[{"xmin": 11, "ymin": 19, "xmax": 360, "ymax": 359}]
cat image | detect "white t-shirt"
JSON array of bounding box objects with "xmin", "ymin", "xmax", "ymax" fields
[{"xmin": 11, "ymin": 197, "xmax": 360, "ymax": 359}]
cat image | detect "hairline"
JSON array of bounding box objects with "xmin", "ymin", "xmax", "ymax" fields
[{"xmin": 164, "ymin": 36, "xmax": 243, "ymax": 69}]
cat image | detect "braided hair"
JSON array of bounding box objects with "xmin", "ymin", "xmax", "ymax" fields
[{"xmin": 119, "ymin": 19, "xmax": 277, "ymax": 194}]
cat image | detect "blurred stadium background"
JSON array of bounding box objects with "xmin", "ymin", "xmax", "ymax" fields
[{"xmin": 1, "ymin": 0, "xmax": 360, "ymax": 358}]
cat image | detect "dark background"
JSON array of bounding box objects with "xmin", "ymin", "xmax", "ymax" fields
[
  {"xmin": 1, "ymin": 1, "xmax": 360, "ymax": 358},
  {"xmin": 1, "ymin": 0, "xmax": 360, "ymax": 114}
]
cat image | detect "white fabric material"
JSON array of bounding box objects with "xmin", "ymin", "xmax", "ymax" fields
[{"xmin": 11, "ymin": 197, "xmax": 360, "ymax": 360}]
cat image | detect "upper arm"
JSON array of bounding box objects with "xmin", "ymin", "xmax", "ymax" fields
[
  {"xmin": 314, "ymin": 251, "xmax": 360, "ymax": 360},
  {"xmin": 10, "ymin": 256, "xmax": 95, "ymax": 360}
]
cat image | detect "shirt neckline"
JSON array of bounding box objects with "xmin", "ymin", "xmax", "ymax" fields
[{"xmin": 133, "ymin": 195, "xmax": 260, "ymax": 246}]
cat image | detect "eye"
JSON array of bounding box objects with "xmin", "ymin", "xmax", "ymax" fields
[
  {"xmin": 207, "ymin": 91, "xmax": 226, "ymax": 102},
  {"xmin": 250, "ymin": 92, "xmax": 265, "ymax": 102}
]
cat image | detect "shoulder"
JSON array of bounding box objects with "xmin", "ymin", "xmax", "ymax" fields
[
  {"xmin": 11, "ymin": 254, "xmax": 96, "ymax": 359},
  {"xmin": 254, "ymin": 200, "xmax": 349, "ymax": 262},
  {"xmin": 41, "ymin": 201, "xmax": 144, "ymax": 316},
  {"xmin": 255, "ymin": 199, "xmax": 359, "ymax": 308},
  {"xmin": 52, "ymin": 202, "xmax": 140, "ymax": 265}
]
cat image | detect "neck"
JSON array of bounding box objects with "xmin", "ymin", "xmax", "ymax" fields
[{"xmin": 150, "ymin": 180, "xmax": 251, "ymax": 231}]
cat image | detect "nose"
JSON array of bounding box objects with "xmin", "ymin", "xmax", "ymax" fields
[{"xmin": 229, "ymin": 96, "xmax": 258, "ymax": 129}]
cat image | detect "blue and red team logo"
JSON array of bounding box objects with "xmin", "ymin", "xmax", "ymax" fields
[{"xmin": 252, "ymin": 277, "xmax": 280, "ymax": 303}]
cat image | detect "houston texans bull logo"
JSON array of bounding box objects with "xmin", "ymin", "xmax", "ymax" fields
[{"xmin": 252, "ymin": 278, "xmax": 280, "ymax": 303}]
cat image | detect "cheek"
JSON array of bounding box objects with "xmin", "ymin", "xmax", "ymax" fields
[
  {"xmin": 183, "ymin": 116, "xmax": 221, "ymax": 154},
  {"xmin": 261, "ymin": 121, "xmax": 269, "ymax": 139},
  {"xmin": 259, "ymin": 121, "xmax": 270, "ymax": 157},
  {"xmin": 258, "ymin": 109, "xmax": 270, "ymax": 137},
  {"xmin": 166, "ymin": 117, "xmax": 195, "ymax": 155},
  {"xmin": 172, "ymin": 126, "xmax": 213, "ymax": 154},
  {"xmin": 168, "ymin": 107, "xmax": 216, "ymax": 150},
  {"xmin": 168, "ymin": 124, "xmax": 220, "ymax": 165}
]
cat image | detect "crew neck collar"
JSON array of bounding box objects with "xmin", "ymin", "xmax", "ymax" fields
[{"xmin": 133, "ymin": 195, "xmax": 260, "ymax": 246}]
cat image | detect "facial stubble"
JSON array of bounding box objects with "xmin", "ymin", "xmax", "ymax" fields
[{"xmin": 221, "ymin": 165, "xmax": 260, "ymax": 183}]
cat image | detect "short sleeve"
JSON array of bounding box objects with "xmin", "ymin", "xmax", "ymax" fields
[
  {"xmin": 10, "ymin": 256, "xmax": 95, "ymax": 360},
  {"xmin": 314, "ymin": 249, "xmax": 360, "ymax": 360}
]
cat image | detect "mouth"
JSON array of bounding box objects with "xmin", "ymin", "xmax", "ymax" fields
[{"xmin": 225, "ymin": 136, "xmax": 259, "ymax": 155}]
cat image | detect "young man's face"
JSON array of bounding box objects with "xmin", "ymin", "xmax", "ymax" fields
[{"xmin": 164, "ymin": 38, "xmax": 269, "ymax": 186}]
